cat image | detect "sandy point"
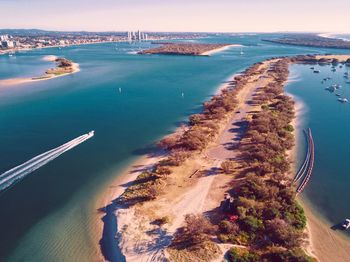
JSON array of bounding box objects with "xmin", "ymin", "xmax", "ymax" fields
[
  {"xmin": 0, "ymin": 62, "xmax": 80, "ymax": 86},
  {"xmin": 42, "ymin": 55, "xmax": 58, "ymax": 62},
  {"xmin": 201, "ymin": 44, "xmax": 243, "ymax": 56}
]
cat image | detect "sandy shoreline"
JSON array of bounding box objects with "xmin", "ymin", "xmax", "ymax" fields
[
  {"xmin": 200, "ymin": 44, "xmax": 242, "ymax": 56},
  {"xmin": 92, "ymin": 70, "xmax": 243, "ymax": 261},
  {"xmin": 287, "ymin": 66, "xmax": 350, "ymax": 262},
  {"xmin": 95, "ymin": 59, "xmax": 285, "ymax": 261},
  {"xmin": 95, "ymin": 55, "xmax": 350, "ymax": 262},
  {"xmin": 0, "ymin": 57, "xmax": 80, "ymax": 86}
]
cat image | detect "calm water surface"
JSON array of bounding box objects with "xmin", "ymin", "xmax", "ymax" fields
[
  {"xmin": 0, "ymin": 35, "xmax": 349, "ymax": 261},
  {"xmin": 286, "ymin": 63, "xmax": 350, "ymax": 237}
]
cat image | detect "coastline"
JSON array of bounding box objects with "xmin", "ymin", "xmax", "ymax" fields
[
  {"xmin": 0, "ymin": 56, "xmax": 80, "ymax": 86},
  {"xmin": 200, "ymin": 44, "xmax": 242, "ymax": 56},
  {"xmin": 287, "ymin": 63, "xmax": 350, "ymax": 262},
  {"xmin": 318, "ymin": 33, "xmax": 350, "ymax": 42},
  {"xmin": 96, "ymin": 55, "xmax": 350, "ymax": 262},
  {"xmin": 0, "ymin": 40, "xmax": 125, "ymax": 56},
  {"xmin": 96, "ymin": 58, "xmax": 296, "ymax": 261},
  {"xmin": 93, "ymin": 69, "xmax": 242, "ymax": 261},
  {"xmin": 300, "ymin": 196, "xmax": 350, "ymax": 262},
  {"xmin": 93, "ymin": 151, "xmax": 166, "ymax": 262}
]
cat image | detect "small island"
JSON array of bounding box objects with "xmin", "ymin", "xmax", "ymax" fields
[
  {"xmin": 138, "ymin": 43, "xmax": 239, "ymax": 56},
  {"xmin": 0, "ymin": 56, "xmax": 79, "ymax": 85},
  {"xmin": 263, "ymin": 34, "xmax": 350, "ymax": 49}
]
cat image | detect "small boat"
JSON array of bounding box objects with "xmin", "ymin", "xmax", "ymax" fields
[
  {"xmin": 325, "ymin": 86, "xmax": 336, "ymax": 92},
  {"xmin": 313, "ymin": 70, "xmax": 320, "ymax": 73},
  {"xmin": 335, "ymin": 93, "xmax": 341, "ymax": 97},
  {"xmin": 240, "ymin": 48, "xmax": 244, "ymax": 55},
  {"xmin": 310, "ymin": 67, "xmax": 315, "ymax": 70},
  {"xmin": 341, "ymin": 219, "xmax": 350, "ymax": 230},
  {"xmin": 323, "ymin": 78, "xmax": 328, "ymax": 81},
  {"xmin": 336, "ymin": 84, "xmax": 342, "ymax": 89},
  {"xmin": 332, "ymin": 68, "xmax": 336, "ymax": 72},
  {"xmin": 338, "ymin": 98, "xmax": 348, "ymax": 103},
  {"xmin": 330, "ymin": 84, "xmax": 342, "ymax": 89}
]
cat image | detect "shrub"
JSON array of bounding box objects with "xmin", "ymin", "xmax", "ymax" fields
[
  {"xmin": 153, "ymin": 216, "xmax": 171, "ymax": 226},
  {"xmin": 263, "ymin": 247, "xmax": 316, "ymax": 262},
  {"xmin": 221, "ymin": 160, "xmax": 237, "ymax": 173},
  {"xmin": 227, "ymin": 247, "xmax": 259, "ymax": 262},
  {"xmin": 175, "ymin": 214, "xmax": 217, "ymax": 245},
  {"xmin": 218, "ymin": 220, "xmax": 239, "ymax": 235},
  {"xmin": 241, "ymin": 216, "xmax": 263, "ymax": 232}
]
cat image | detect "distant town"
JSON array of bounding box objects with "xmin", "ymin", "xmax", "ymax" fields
[{"xmin": 0, "ymin": 29, "xmax": 207, "ymax": 54}]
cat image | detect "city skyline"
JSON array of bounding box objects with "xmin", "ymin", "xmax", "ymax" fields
[{"xmin": 1, "ymin": 0, "xmax": 350, "ymax": 33}]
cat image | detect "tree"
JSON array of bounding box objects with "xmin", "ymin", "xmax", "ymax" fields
[
  {"xmin": 182, "ymin": 214, "xmax": 217, "ymax": 245},
  {"xmin": 221, "ymin": 160, "xmax": 237, "ymax": 173}
]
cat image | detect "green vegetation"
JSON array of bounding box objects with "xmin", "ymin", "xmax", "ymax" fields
[
  {"xmin": 218, "ymin": 59, "xmax": 313, "ymax": 260},
  {"xmin": 118, "ymin": 58, "xmax": 315, "ymax": 261},
  {"xmin": 119, "ymin": 64, "xmax": 267, "ymax": 206},
  {"xmin": 45, "ymin": 58, "xmax": 74, "ymax": 76}
]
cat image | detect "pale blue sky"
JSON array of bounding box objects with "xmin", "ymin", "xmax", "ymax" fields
[{"xmin": 0, "ymin": 0, "xmax": 349, "ymax": 32}]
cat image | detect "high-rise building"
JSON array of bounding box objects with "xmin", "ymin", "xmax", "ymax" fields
[
  {"xmin": 0, "ymin": 35, "xmax": 9, "ymax": 42},
  {"xmin": 127, "ymin": 30, "xmax": 147, "ymax": 42},
  {"xmin": 137, "ymin": 30, "xmax": 141, "ymax": 41}
]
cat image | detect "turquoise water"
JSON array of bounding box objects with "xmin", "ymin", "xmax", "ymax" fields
[
  {"xmin": 0, "ymin": 35, "xmax": 350, "ymax": 261},
  {"xmin": 286, "ymin": 63, "xmax": 350, "ymax": 237}
]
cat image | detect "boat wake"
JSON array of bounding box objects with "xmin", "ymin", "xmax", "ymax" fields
[{"xmin": 0, "ymin": 131, "xmax": 94, "ymax": 192}]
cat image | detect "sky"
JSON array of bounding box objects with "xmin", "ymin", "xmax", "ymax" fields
[{"xmin": 0, "ymin": 0, "xmax": 349, "ymax": 33}]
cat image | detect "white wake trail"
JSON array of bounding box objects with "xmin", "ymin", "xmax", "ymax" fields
[{"xmin": 0, "ymin": 131, "xmax": 94, "ymax": 192}]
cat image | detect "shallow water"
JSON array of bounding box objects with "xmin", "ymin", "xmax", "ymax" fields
[
  {"xmin": 286, "ymin": 63, "xmax": 350, "ymax": 237},
  {"xmin": 0, "ymin": 35, "xmax": 349, "ymax": 261}
]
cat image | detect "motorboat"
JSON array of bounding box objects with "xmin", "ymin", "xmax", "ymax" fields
[
  {"xmin": 325, "ymin": 86, "xmax": 336, "ymax": 92},
  {"xmin": 341, "ymin": 219, "xmax": 350, "ymax": 230},
  {"xmin": 338, "ymin": 98, "xmax": 349, "ymax": 103}
]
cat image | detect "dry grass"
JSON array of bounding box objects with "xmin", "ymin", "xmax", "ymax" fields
[{"xmin": 167, "ymin": 241, "xmax": 222, "ymax": 262}]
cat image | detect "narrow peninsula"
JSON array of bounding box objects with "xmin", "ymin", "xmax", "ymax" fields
[
  {"xmin": 263, "ymin": 34, "xmax": 350, "ymax": 49},
  {"xmin": 99, "ymin": 54, "xmax": 350, "ymax": 262}
]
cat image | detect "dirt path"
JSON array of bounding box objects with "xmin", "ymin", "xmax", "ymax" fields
[
  {"xmin": 207, "ymin": 75, "xmax": 268, "ymax": 160},
  {"xmin": 115, "ymin": 60, "xmax": 279, "ymax": 262}
]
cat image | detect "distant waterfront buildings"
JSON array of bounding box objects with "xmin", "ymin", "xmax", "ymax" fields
[
  {"xmin": 127, "ymin": 30, "xmax": 148, "ymax": 42},
  {"xmin": 0, "ymin": 34, "xmax": 18, "ymax": 49}
]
